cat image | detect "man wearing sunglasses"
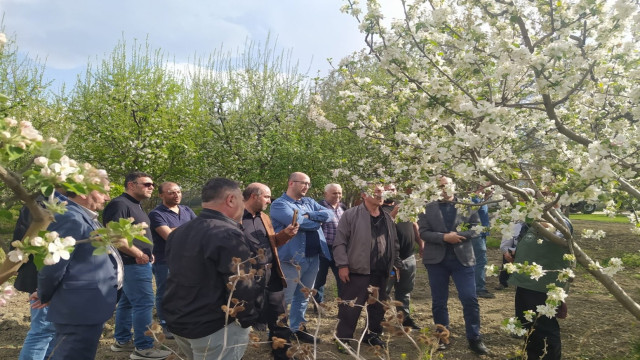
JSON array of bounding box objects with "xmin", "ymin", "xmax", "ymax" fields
[{"xmin": 104, "ymin": 171, "xmax": 170, "ymax": 359}]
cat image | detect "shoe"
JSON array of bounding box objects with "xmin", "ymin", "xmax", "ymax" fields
[
  {"xmin": 111, "ymin": 340, "xmax": 135, "ymax": 352},
  {"xmin": 364, "ymin": 334, "xmax": 386, "ymax": 348},
  {"xmin": 437, "ymin": 341, "xmax": 447, "ymax": 351},
  {"xmin": 402, "ymin": 317, "xmax": 421, "ymax": 330},
  {"xmin": 495, "ymin": 284, "xmax": 508, "ymax": 290},
  {"xmin": 477, "ymin": 290, "xmax": 496, "ymax": 299},
  {"xmin": 336, "ymin": 340, "xmax": 354, "ymax": 354},
  {"xmin": 293, "ymin": 330, "xmax": 321, "ymax": 344},
  {"xmin": 468, "ymin": 339, "xmax": 489, "ymax": 355},
  {"xmin": 162, "ymin": 326, "xmax": 174, "ymax": 340},
  {"xmin": 130, "ymin": 348, "xmax": 172, "ymax": 359}
]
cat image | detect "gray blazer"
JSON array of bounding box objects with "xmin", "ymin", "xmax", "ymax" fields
[{"xmin": 417, "ymin": 201, "xmax": 480, "ymax": 267}]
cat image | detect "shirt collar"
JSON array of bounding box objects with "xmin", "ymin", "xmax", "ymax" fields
[{"xmin": 281, "ymin": 192, "xmax": 304, "ymax": 204}]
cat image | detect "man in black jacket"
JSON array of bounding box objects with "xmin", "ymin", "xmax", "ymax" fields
[{"xmin": 163, "ymin": 178, "xmax": 260, "ymax": 360}]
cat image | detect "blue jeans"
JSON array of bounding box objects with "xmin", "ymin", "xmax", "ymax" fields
[
  {"xmin": 471, "ymin": 236, "xmax": 488, "ymax": 293},
  {"xmin": 281, "ymin": 255, "xmax": 319, "ymax": 332},
  {"xmin": 425, "ymin": 253, "xmax": 481, "ymax": 340},
  {"xmin": 152, "ymin": 262, "xmax": 168, "ymax": 325},
  {"xmin": 114, "ymin": 263, "xmax": 155, "ymax": 350},
  {"xmin": 313, "ymin": 255, "xmax": 341, "ymax": 303},
  {"xmin": 19, "ymin": 301, "xmax": 56, "ymax": 360}
]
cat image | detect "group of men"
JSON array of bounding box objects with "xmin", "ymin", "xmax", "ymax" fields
[{"xmin": 15, "ymin": 170, "xmax": 568, "ymax": 360}]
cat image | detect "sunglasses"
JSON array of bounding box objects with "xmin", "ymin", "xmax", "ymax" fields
[{"xmin": 135, "ymin": 182, "xmax": 154, "ymax": 188}]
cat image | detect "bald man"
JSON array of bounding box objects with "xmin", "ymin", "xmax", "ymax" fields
[{"xmin": 270, "ymin": 172, "xmax": 333, "ymax": 344}]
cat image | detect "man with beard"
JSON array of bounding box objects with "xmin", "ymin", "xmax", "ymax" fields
[
  {"xmin": 242, "ymin": 183, "xmax": 298, "ymax": 359},
  {"xmin": 148, "ymin": 182, "xmax": 197, "ymax": 338},
  {"xmin": 105, "ymin": 171, "xmax": 169, "ymax": 359},
  {"xmin": 270, "ymin": 172, "xmax": 333, "ymax": 344}
]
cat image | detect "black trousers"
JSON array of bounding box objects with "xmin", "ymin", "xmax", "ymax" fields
[
  {"xmin": 515, "ymin": 287, "xmax": 562, "ymax": 360},
  {"xmin": 499, "ymin": 255, "xmax": 510, "ymax": 287},
  {"xmin": 258, "ymin": 289, "xmax": 292, "ymax": 360},
  {"xmin": 50, "ymin": 323, "xmax": 104, "ymax": 360},
  {"xmin": 336, "ymin": 273, "xmax": 388, "ymax": 340}
]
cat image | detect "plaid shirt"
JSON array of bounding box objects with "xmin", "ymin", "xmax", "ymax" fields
[{"xmin": 319, "ymin": 200, "xmax": 345, "ymax": 246}]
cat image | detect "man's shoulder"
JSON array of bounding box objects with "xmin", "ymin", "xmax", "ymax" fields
[{"xmin": 105, "ymin": 194, "xmax": 132, "ymax": 209}]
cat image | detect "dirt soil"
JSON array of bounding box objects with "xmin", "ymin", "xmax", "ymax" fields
[{"xmin": 1, "ymin": 219, "xmax": 639, "ymax": 360}]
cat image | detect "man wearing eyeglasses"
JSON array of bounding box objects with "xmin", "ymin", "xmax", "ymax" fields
[
  {"xmin": 148, "ymin": 182, "xmax": 197, "ymax": 340},
  {"xmin": 104, "ymin": 171, "xmax": 170, "ymax": 359},
  {"xmin": 270, "ymin": 172, "xmax": 333, "ymax": 344}
]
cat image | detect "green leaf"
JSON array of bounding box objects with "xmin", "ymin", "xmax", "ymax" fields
[
  {"xmin": 6, "ymin": 145, "xmax": 26, "ymax": 161},
  {"xmin": 40, "ymin": 184, "xmax": 55, "ymax": 197},
  {"xmin": 134, "ymin": 234, "xmax": 152, "ymax": 245},
  {"xmin": 92, "ymin": 246, "xmax": 108, "ymax": 256},
  {"xmin": 0, "ymin": 209, "xmax": 14, "ymax": 221}
]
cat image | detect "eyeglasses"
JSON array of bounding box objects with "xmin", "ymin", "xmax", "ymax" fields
[
  {"xmin": 135, "ymin": 182, "xmax": 154, "ymax": 188},
  {"xmin": 292, "ymin": 180, "xmax": 312, "ymax": 187}
]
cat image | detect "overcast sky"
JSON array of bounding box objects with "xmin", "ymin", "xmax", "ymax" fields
[{"xmin": 0, "ymin": 0, "xmax": 404, "ymax": 93}]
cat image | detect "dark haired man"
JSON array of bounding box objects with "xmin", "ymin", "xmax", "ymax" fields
[
  {"xmin": 163, "ymin": 178, "xmax": 260, "ymax": 360},
  {"xmin": 105, "ymin": 171, "xmax": 169, "ymax": 359},
  {"xmin": 333, "ymin": 184, "xmax": 400, "ymax": 351},
  {"xmin": 148, "ymin": 182, "xmax": 196, "ymax": 339}
]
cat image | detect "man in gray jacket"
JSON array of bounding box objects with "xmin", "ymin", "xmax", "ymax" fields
[
  {"xmin": 332, "ymin": 184, "xmax": 400, "ymax": 351},
  {"xmin": 417, "ymin": 176, "xmax": 488, "ymax": 355}
]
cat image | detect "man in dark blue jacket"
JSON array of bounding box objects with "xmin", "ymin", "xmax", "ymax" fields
[{"xmin": 37, "ymin": 190, "xmax": 123, "ymax": 360}]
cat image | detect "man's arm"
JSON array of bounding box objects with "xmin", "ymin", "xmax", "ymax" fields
[
  {"xmin": 211, "ymin": 228, "xmax": 259, "ymax": 327},
  {"xmin": 149, "ymin": 211, "xmax": 173, "ymax": 241},
  {"xmin": 270, "ymin": 200, "xmax": 322, "ymax": 231},
  {"xmin": 418, "ymin": 205, "xmax": 465, "ymax": 244}
]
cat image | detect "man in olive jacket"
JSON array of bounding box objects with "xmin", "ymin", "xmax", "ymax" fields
[
  {"xmin": 332, "ymin": 184, "xmax": 400, "ymax": 349},
  {"xmin": 163, "ymin": 178, "xmax": 259, "ymax": 360}
]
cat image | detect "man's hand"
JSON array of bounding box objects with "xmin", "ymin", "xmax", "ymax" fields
[
  {"xmin": 283, "ymin": 224, "xmax": 299, "ymax": 237},
  {"xmin": 504, "ymin": 251, "xmax": 514, "ymax": 263},
  {"xmin": 135, "ymin": 253, "xmax": 150, "ymax": 264},
  {"xmin": 339, "ymin": 267, "xmax": 350, "ymax": 284},
  {"xmin": 29, "ymin": 292, "xmax": 48, "ymax": 309},
  {"xmin": 443, "ymin": 232, "xmax": 465, "ymax": 244},
  {"xmin": 391, "ymin": 266, "xmax": 400, "ymax": 282},
  {"xmin": 418, "ymin": 242, "xmax": 424, "ymax": 258}
]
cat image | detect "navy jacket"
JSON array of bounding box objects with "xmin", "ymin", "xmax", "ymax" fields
[{"xmin": 38, "ymin": 196, "xmax": 119, "ymax": 325}]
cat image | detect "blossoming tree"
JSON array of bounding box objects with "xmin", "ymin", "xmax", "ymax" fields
[
  {"xmin": 0, "ymin": 33, "xmax": 149, "ymax": 286},
  {"xmin": 310, "ymin": 0, "xmax": 640, "ymax": 320}
]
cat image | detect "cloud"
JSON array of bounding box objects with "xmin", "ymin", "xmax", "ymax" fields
[{"xmin": 0, "ymin": 0, "xmax": 405, "ymax": 86}]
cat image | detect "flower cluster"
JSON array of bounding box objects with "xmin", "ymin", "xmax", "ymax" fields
[
  {"xmin": 9, "ymin": 231, "xmax": 76, "ymax": 266},
  {"xmin": 0, "ymin": 283, "xmax": 16, "ymax": 307},
  {"xmin": 588, "ymin": 258, "xmax": 625, "ymax": 277},
  {"xmin": 501, "ymin": 317, "xmax": 528, "ymax": 337},
  {"xmin": 581, "ymin": 229, "xmax": 607, "ymax": 240}
]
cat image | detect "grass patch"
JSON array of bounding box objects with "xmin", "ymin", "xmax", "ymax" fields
[
  {"xmin": 569, "ymin": 214, "xmax": 630, "ymax": 223},
  {"xmin": 622, "ymin": 252, "xmax": 640, "ymax": 268},
  {"xmin": 486, "ymin": 236, "xmax": 501, "ymax": 249}
]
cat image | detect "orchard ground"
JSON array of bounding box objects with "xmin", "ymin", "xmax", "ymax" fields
[{"xmin": 1, "ymin": 219, "xmax": 639, "ymax": 359}]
